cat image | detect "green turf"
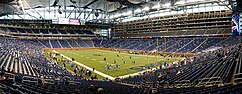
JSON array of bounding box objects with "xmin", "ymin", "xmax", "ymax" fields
[
  {"xmin": 46, "ymin": 49, "xmax": 183, "ymax": 77},
  {"xmin": 44, "ymin": 50, "xmax": 106, "ymax": 80}
]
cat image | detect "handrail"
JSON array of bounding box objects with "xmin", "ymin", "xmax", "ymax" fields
[
  {"xmin": 174, "ymin": 80, "xmax": 191, "ymax": 84},
  {"xmin": 43, "ymin": 79, "xmax": 54, "ymax": 85},
  {"xmin": 63, "ymin": 76, "xmax": 75, "ymax": 84},
  {"xmin": 199, "ymin": 77, "xmax": 223, "ymax": 85},
  {"xmin": 22, "ymin": 76, "xmax": 38, "ymax": 85},
  {"xmin": 5, "ymin": 73, "xmax": 15, "ymax": 83}
]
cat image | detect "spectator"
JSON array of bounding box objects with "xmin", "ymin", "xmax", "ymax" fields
[
  {"xmin": 192, "ymin": 67, "xmax": 197, "ymax": 73},
  {"xmin": 0, "ymin": 71, "xmax": 5, "ymax": 81},
  {"xmin": 98, "ymin": 88, "xmax": 104, "ymax": 94}
]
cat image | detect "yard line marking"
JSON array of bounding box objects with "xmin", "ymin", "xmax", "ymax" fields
[
  {"xmin": 53, "ymin": 50, "xmax": 185, "ymax": 80},
  {"xmin": 53, "ymin": 50, "xmax": 115, "ymax": 80}
]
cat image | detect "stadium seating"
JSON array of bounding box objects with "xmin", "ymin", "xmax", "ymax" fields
[
  {"xmin": 0, "ymin": 37, "xmax": 241, "ymax": 94},
  {"xmin": 49, "ymin": 29, "xmax": 59, "ymax": 34},
  {"xmin": 113, "ymin": 10, "xmax": 232, "ymax": 37},
  {"xmin": 66, "ymin": 40, "xmax": 80, "ymax": 48},
  {"xmin": 58, "ymin": 30, "xmax": 67, "ymax": 34},
  {"xmin": 50, "ymin": 40, "xmax": 61, "ymax": 48},
  {"xmin": 121, "ymin": 45, "xmax": 240, "ymax": 88},
  {"xmin": 59, "ymin": 40, "xmax": 71, "ymax": 48},
  {"xmin": 76, "ymin": 40, "xmax": 94, "ymax": 47},
  {"xmin": 0, "ymin": 27, "xmax": 97, "ymax": 39},
  {"xmin": 1, "ymin": 1, "xmax": 242, "ymax": 93},
  {"xmin": 96, "ymin": 37, "xmax": 236, "ymax": 53},
  {"xmin": 38, "ymin": 40, "xmax": 51, "ymax": 48},
  {"xmin": 0, "ymin": 39, "xmax": 72, "ymax": 77}
]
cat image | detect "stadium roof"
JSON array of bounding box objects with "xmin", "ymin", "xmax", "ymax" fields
[
  {"xmin": 1, "ymin": 0, "xmax": 156, "ymax": 15},
  {"xmin": 0, "ymin": 0, "xmax": 229, "ymax": 22}
]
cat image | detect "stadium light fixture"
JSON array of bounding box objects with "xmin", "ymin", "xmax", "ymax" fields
[
  {"xmin": 113, "ymin": 13, "xmax": 120, "ymax": 18},
  {"xmin": 186, "ymin": 0, "xmax": 204, "ymax": 3},
  {"xmin": 175, "ymin": 0, "xmax": 186, "ymax": 5},
  {"xmin": 121, "ymin": 12, "xmax": 126, "ymax": 16},
  {"xmin": 152, "ymin": 3, "xmax": 160, "ymax": 9},
  {"xmin": 142, "ymin": 6, "xmax": 150, "ymax": 11},
  {"xmin": 163, "ymin": 3, "xmax": 171, "ymax": 8},
  {"xmin": 126, "ymin": 11, "xmax": 132, "ymax": 15},
  {"xmin": 109, "ymin": 15, "xmax": 114, "ymax": 19},
  {"xmin": 134, "ymin": 8, "xmax": 142, "ymax": 13},
  {"xmin": 122, "ymin": 10, "xmax": 132, "ymax": 16},
  {"xmin": 18, "ymin": 0, "xmax": 25, "ymax": 13}
]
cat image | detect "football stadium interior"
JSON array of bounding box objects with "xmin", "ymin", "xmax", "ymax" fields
[{"xmin": 0, "ymin": 0, "xmax": 242, "ymax": 94}]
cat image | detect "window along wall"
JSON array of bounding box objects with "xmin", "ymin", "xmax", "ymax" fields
[{"xmin": 118, "ymin": 2, "xmax": 231, "ymax": 22}]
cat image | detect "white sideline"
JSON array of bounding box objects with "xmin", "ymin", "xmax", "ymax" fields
[
  {"xmin": 119, "ymin": 67, "xmax": 159, "ymax": 79},
  {"xmin": 52, "ymin": 50, "xmax": 184, "ymax": 80},
  {"xmin": 52, "ymin": 50, "xmax": 115, "ymax": 80}
]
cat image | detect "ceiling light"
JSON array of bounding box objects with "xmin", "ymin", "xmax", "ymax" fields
[
  {"xmin": 163, "ymin": 3, "xmax": 171, "ymax": 8},
  {"xmin": 134, "ymin": 8, "xmax": 141, "ymax": 13},
  {"xmin": 152, "ymin": 3, "xmax": 160, "ymax": 9},
  {"xmin": 142, "ymin": 6, "xmax": 150, "ymax": 11},
  {"xmin": 126, "ymin": 11, "xmax": 132, "ymax": 15},
  {"xmin": 175, "ymin": 0, "xmax": 186, "ymax": 5},
  {"xmin": 187, "ymin": 0, "xmax": 204, "ymax": 3}
]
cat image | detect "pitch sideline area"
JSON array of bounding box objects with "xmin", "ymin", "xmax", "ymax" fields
[
  {"xmin": 49, "ymin": 49, "xmax": 184, "ymax": 79},
  {"xmin": 53, "ymin": 50, "xmax": 116, "ymax": 80}
]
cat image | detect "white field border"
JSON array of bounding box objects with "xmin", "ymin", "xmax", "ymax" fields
[
  {"xmin": 53, "ymin": 50, "xmax": 116, "ymax": 80},
  {"xmin": 52, "ymin": 50, "xmax": 184, "ymax": 80}
]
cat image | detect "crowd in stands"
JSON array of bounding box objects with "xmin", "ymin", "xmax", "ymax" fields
[
  {"xmin": 0, "ymin": 39, "xmax": 72, "ymax": 77},
  {"xmin": 94, "ymin": 37, "xmax": 234, "ymax": 53},
  {"xmin": 38, "ymin": 39, "xmax": 94, "ymax": 48},
  {"xmin": 0, "ymin": 36, "xmax": 241, "ymax": 93},
  {"xmin": 32, "ymin": 37, "xmax": 238, "ymax": 55},
  {"xmin": 3, "ymin": 27, "xmax": 94, "ymax": 35},
  {"xmin": 121, "ymin": 37, "xmax": 241, "ymax": 87}
]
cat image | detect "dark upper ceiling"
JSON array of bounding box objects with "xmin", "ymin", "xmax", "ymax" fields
[
  {"xmin": 0, "ymin": 0, "xmax": 170, "ymax": 16},
  {"xmin": 0, "ymin": 0, "xmax": 15, "ymax": 4},
  {"xmin": 0, "ymin": 0, "xmax": 228, "ymax": 18}
]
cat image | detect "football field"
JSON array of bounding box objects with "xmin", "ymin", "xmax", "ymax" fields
[{"xmin": 45, "ymin": 49, "xmax": 184, "ymax": 78}]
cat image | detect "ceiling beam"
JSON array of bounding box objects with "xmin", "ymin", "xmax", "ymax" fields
[
  {"xmin": 83, "ymin": 0, "xmax": 99, "ymax": 8},
  {"xmin": 67, "ymin": 7, "xmax": 76, "ymax": 18}
]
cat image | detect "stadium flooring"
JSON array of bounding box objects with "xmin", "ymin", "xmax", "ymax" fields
[{"xmin": 45, "ymin": 49, "xmax": 183, "ymax": 78}]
